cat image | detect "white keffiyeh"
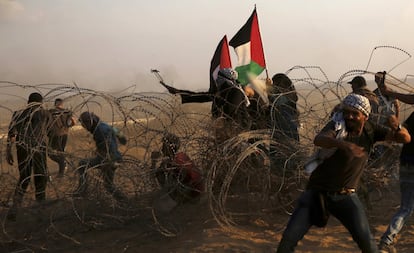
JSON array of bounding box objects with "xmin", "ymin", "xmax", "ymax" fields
[{"xmin": 342, "ymin": 93, "xmax": 371, "ymax": 117}]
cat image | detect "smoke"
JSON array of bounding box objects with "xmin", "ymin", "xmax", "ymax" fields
[{"xmin": 0, "ymin": 0, "xmax": 24, "ymax": 22}]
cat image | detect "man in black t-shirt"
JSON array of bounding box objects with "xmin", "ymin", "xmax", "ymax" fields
[
  {"xmin": 277, "ymin": 93, "xmax": 411, "ymax": 253},
  {"xmin": 6, "ymin": 92, "xmax": 52, "ymax": 221}
]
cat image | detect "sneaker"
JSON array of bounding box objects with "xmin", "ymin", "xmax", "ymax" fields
[{"xmin": 378, "ymin": 241, "xmax": 396, "ymax": 253}]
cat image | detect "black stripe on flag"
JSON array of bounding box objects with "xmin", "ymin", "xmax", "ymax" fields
[
  {"xmin": 229, "ymin": 9, "xmax": 255, "ymax": 47},
  {"xmin": 209, "ymin": 36, "xmax": 225, "ymax": 93}
]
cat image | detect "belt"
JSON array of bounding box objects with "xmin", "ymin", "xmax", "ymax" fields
[{"xmin": 328, "ymin": 188, "xmax": 356, "ymax": 195}]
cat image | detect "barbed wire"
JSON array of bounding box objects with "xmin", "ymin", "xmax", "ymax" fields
[{"xmin": 0, "ymin": 58, "xmax": 413, "ymax": 250}]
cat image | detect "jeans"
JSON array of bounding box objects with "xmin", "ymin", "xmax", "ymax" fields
[
  {"xmin": 380, "ymin": 181, "xmax": 414, "ymax": 245},
  {"xmin": 277, "ymin": 190, "xmax": 378, "ymax": 253}
]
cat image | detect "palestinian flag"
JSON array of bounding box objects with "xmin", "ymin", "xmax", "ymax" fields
[
  {"xmin": 229, "ymin": 8, "xmax": 266, "ymax": 85},
  {"xmin": 209, "ymin": 35, "xmax": 232, "ymax": 93}
]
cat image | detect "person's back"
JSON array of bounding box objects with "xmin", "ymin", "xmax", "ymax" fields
[
  {"xmin": 78, "ymin": 111, "xmax": 121, "ymax": 162},
  {"xmin": 6, "ymin": 92, "xmax": 51, "ymax": 221},
  {"xmin": 93, "ymin": 121, "xmax": 122, "ymax": 161},
  {"xmin": 268, "ymin": 73, "xmax": 299, "ymax": 141},
  {"xmin": 9, "ymin": 104, "xmax": 50, "ymax": 148}
]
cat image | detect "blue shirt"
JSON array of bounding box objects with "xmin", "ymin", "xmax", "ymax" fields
[{"xmin": 93, "ymin": 122, "xmax": 122, "ymax": 161}]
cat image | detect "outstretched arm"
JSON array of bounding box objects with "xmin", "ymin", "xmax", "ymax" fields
[
  {"xmin": 382, "ymin": 89, "xmax": 414, "ymax": 105},
  {"xmin": 160, "ymin": 81, "xmax": 213, "ymax": 103},
  {"xmin": 376, "ymin": 72, "xmax": 414, "ymax": 104}
]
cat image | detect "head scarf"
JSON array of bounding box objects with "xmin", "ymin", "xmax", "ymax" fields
[
  {"xmin": 79, "ymin": 111, "xmax": 100, "ymax": 132},
  {"xmin": 342, "ymin": 93, "xmax": 371, "ymax": 117}
]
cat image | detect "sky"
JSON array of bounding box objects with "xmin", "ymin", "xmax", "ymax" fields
[{"xmin": 1, "ymin": 0, "xmax": 414, "ymax": 92}]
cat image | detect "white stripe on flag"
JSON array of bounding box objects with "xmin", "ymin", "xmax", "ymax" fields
[{"xmin": 233, "ymin": 42, "xmax": 251, "ymax": 66}]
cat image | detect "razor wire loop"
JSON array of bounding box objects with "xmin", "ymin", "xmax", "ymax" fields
[
  {"xmin": 365, "ymin": 45, "xmax": 412, "ymax": 74},
  {"xmin": 1, "ymin": 45, "xmax": 413, "ymax": 247}
]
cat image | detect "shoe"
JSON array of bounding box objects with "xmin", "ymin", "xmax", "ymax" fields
[{"xmin": 378, "ymin": 241, "xmax": 396, "ymax": 253}]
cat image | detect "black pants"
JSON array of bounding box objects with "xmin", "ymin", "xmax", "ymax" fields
[
  {"xmin": 13, "ymin": 145, "xmax": 48, "ymax": 204},
  {"xmin": 48, "ymin": 135, "xmax": 68, "ymax": 174}
]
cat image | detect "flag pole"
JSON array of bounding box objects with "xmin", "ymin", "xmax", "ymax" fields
[{"xmin": 255, "ymin": 5, "xmax": 269, "ymax": 81}]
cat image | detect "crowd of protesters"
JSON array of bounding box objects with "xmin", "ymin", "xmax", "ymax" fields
[{"xmin": 4, "ymin": 69, "xmax": 414, "ymax": 253}]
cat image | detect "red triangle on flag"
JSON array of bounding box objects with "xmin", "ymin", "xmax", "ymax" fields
[{"xmin": 209, "ymin": 35, "xmax": 232, "ymax": 93}]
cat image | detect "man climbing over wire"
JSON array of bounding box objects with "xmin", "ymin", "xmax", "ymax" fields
[{"xmin": 73, "ymin": 111, "xmax": 127, "ymax": 203}]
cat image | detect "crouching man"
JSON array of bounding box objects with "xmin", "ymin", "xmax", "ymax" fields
[{"xmin": 73, "ymin": 111, "xmax": 127, "ymax": 203}]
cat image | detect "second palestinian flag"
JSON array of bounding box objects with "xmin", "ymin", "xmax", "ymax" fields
[{"xmin": 229, "ymin": 8, "xmax": 266, "ymax": 86}]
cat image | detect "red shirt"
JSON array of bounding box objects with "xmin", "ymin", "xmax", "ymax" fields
[{"xmin": 173, "ymin": 152, "xmax": 204, "ymax": 196}]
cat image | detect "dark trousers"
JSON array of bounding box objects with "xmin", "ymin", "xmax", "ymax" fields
[
  {"xmin": 48, "ymin": 135, "xmax": 68, "ymax": 174},
  {"xmin": 76, "ymin": 157, "xmax": 125, "ymax": 200},
  {"xmin": 277, "ymin": 190, "xmax": 378, "ymax": 253},
  {"xmin": 13, "ymin": 145, "xmax": 48, "ymax": 205}
]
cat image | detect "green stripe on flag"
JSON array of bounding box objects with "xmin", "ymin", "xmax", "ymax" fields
[{"xmin": 235, "ymin": 61, "xmax": 265, "ymax": 85}]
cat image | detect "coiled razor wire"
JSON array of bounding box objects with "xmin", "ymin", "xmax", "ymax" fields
[{"xmin": 1, "ymin": 47, "xmax": 414, "ymax": 250}]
